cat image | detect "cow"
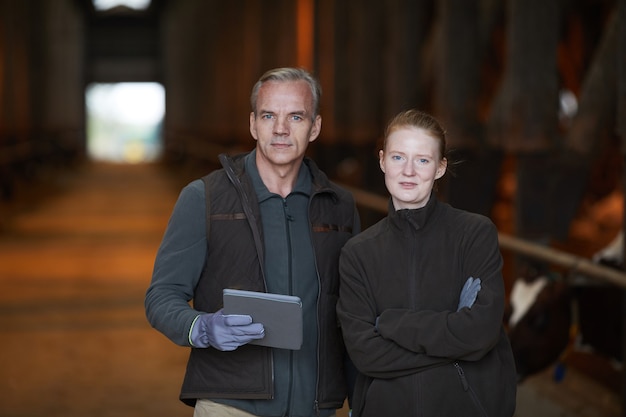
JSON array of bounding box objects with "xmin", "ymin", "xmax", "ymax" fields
[
  {"xmin": 505, "ymin": 263, "xmax": 572, "ymax": 381},
  {"xmin": 592, "ymin": 230, "xmax": 624, "ymax": 269},
  {"xmin": 506, "ymin": 239, "xmax": 624, "ymax": 383}
]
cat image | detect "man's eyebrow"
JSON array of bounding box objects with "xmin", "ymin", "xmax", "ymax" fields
[{"xmin": 257, "ymin": 109, "xmax": 309, "ymax": 117}]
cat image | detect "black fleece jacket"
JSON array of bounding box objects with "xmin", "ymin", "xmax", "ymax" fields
[{"xmin": 337, "ymin": 194, "xmax": 516, "ymax": 417}]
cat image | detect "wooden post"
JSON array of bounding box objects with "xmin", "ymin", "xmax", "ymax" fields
[{"xmin": 618, "ymin": 0, "xmax": 625, "ymax": 414}]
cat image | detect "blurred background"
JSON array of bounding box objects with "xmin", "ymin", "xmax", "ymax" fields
[{"xmin": 0, "ymin": 0, "xmax": 624, "ymax": 416}]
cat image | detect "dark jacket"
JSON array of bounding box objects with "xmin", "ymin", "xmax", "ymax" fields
[
  {"xmin": 146, "ymin": 152, "xmax": 359, "ymax": 410},
  {"xmin": 337, "ymin": 194, "xmax": 516, "ymax": 417}
]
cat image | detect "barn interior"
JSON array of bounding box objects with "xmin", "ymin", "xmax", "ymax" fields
[{"xmin": 0, "ymin": 0, "xmax": 624, "ymax": 416}]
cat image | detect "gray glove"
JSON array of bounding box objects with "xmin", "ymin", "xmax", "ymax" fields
[
  {"xmin": 457, "ymin": 276, "xmax": 481, "ymax": 311},
  {"xmin": 190, "ymin": 309, "xmax": 265, "ymax": 351}
]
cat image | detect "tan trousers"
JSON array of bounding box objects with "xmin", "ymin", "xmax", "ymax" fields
[
  {"xmin": 193, "ymin": 399, "xmax": 338, "ymax": 417},
  {"xmin": 193, "ymin": 400, "xmax": 258, "ymax": 417}
]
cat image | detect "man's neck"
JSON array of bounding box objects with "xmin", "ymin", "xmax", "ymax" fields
[{"xmin": 256, "ymin": 159, "xmax": 303, "ymax": 198}]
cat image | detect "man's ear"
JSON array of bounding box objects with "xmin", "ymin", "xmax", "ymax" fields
[
  {"xmin": 309, "ymin": 115, "xmax": 322, "ymax": 143},
  {"xmin": 249, "ymin": 112, "xmax": 258, "ymax": 140}
]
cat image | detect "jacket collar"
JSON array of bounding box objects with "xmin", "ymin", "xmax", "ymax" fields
[
  {"xmin": 388, "ymin": 191, "xmax": 439, "ymax": 232},
  {"xmin": 218, "ymin": 151, "xmax": 337, "ymax": 199},
  {"xmin": 244, "ymin": 150, "xmax": 312, "ymax": 202}
]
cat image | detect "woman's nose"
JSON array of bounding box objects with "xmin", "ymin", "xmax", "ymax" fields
[{"xmin": 403, "ymin": 161, "xmax": 416, "ymax": 175}]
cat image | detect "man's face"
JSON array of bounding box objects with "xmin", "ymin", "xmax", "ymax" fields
[{"xmin": 250, "ymin": 80, "xmax": 321, "ymax": 171}]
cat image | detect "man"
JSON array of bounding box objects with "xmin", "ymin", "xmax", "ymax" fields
[{"xmin": 145, "ymin": 67, "xmax": 360, "ymax": 417}]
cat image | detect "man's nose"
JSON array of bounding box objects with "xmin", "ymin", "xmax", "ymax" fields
[{"xmin": 273, "ymin": 117, "xmax": 289, "ymax": 135}]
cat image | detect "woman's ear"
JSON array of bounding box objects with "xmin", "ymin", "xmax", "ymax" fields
[
  {"xmin": 435, "ymin": 157, "xmax": 447, "ymax": 179},
  {"xmin": 378, "ymin": 149, "xmax": 386, "ymax": 173}
]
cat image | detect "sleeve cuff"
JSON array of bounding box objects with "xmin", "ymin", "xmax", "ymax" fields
[{"xmin": 188, "ymin": 314, "xmax": 202, "ymax": 347}]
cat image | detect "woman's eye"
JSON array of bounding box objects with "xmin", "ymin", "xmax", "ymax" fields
[{"xmin": 391, "ymin": 155, "xmax": 403, "ymax": 161}]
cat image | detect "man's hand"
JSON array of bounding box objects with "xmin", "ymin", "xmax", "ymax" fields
[
  {"xmin": 457, "ymin": 276, "xmax": 481, "ymax": 311},
  {"xmin": 190, "ymin": 309, "xmax": 265, "ymax": 351}
]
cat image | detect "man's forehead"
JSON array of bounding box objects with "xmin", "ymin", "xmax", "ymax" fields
[{"xmin": 257, "ymin": 81, "xmax": 313, "ymax": 113}]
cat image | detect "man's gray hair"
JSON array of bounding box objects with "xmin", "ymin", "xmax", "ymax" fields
[{"xmin": 250, "ymin": 67, "xmax": 322, "ymax": 118}]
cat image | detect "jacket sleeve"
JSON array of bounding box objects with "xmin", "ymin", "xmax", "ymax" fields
[
  {"xmin": 376, "ymin": 219, "xmax": 504, "ymax": 362},
  {"xmin": 144, "ymin": 180, "xmax": 207, "ymax": 346},
  {"xmin": 337, "ymin": 246, "xmax": 450, "ymax": 379}
]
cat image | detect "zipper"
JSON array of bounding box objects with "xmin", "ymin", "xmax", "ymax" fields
[
  {"xmin": 453, "ymin": 362, "xmax": 469, "ymax": 391},
  {"xmin": 409, "ymin": 221, "xmax": 418, "ymax": 310},
  {"xmin": 222, "ymin": 155, "xmax": 276, "ymax": 398},
  {"xmin": 309, "ymin": 190, "xmax": 322, "ymax": 417},
  {"xmin": 283, "ymin": 198, "xmax": 295, "ymax": 415},
  {"xmin": 222, "ymin": 156, "xmax": 267, "ymax": 286},
  {"xmin": 453, "ymin": 362, "xmax": 489, "ymax": 417}
]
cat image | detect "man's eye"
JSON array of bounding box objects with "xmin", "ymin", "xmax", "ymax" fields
[
  {"xmin": 291, "ymin": 115, "xmax": 303, "ymax": 121},
  {"xmin": 261, "ymin": 114, "xmax": 273, "ymax": 120}
]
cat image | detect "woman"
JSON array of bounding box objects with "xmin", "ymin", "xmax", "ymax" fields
[{"xmin": 337, "ymin": 109, "xmax": 516, "ymax": 416}]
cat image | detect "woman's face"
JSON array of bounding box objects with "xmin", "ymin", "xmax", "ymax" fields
[{"xmin": 379, "ymin": 126, "xmax": 447, "ymax": 210}]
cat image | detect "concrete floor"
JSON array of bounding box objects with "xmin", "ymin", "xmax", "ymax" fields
[{"xmin": 0, "ymin": 162, "xmax": 621, "ymax": 417}]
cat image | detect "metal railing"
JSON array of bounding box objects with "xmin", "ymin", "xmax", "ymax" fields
[{"xmin": 340, "ymin": 183, "xmax": 626, "ymax": 289}]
